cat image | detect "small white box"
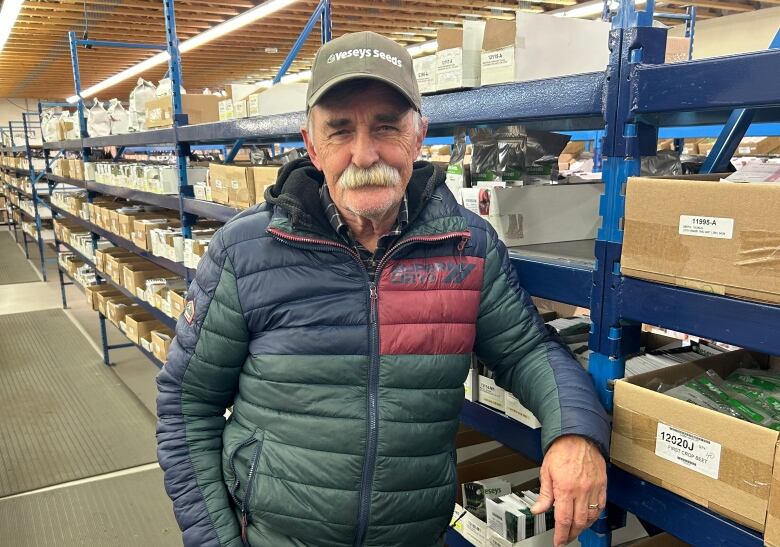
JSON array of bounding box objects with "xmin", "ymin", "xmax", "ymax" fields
[
  {"xmin": 414, "ymin": 55, "xmax": 437, "ymax": 94},
  {"xmin": 461, "ymin": 510, "xmax": 489, "ymax": 547},
  {"xmin": 465, "ymin": 368, "xmax": 479, "ymax": 402},
  {"xmin": 247, "ymin": 94, "xmax": 261, "ymax": 117},
  {"xmin": 459, "ymin": 184, "xmax": 603, "ymax": 247},
  {"xmin": 218, "ymin": 99, "xmax": 234, "ymax": 121},
  {"xmin": 193, "ymin": 184, "xmax": 209, "ymax": 201},
  {"xmin": 436, "ymin": 20, "xmax": 486, "ymax": 91},
  {"xmin": 486, "ymin": 529, "xmax": 555, "ymax": 547},
  {"xmin": 233, "ymin": 99, "xmax": 248, "ymax": 119},
  {"xmin": 478, "ymin": 374, "xmax": 505, "ymax": 412},
  {"xmin": 505, "ymin": 393, "xmax": 541, "ymax": 429}
]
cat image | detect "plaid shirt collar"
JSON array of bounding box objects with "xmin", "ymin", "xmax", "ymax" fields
[{"xmin": 320, "ymin": 183, "xmax": 409, "ymax": 247}]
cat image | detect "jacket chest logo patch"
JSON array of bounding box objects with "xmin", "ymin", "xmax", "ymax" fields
[
  {"xmin": 389, "ymin": 262, "xmax": 476, "ymax": 285},
  {"xmin": 183, "ymin": 299, "xmax": 195, "ymax": 324}
]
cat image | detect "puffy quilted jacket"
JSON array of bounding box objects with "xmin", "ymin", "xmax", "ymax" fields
[{"xmin": 156, "ymin": 158, "xmax": 610, "ymax": 547}]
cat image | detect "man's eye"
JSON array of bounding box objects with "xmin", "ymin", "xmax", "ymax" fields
[
  {"xmin": 377, "ymin": 125, "xmax": 398, "ymax": 133},
  {"xmin": 330, "ymin": 130, "xmax": 351, "ymax": 137}
]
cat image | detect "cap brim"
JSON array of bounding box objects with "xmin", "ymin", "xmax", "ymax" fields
[{"xmin": 307, "ymin": 72, "xmax": 420, "ymax": 112}]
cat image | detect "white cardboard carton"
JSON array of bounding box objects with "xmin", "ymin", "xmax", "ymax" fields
[
  {"xmin": 436, "ymin": 20, "xmax": 486, "ymax": 91},
  {"xmin": 414, "ymin": 55, "xmax": 437, "ymax": 94},
  {"xmin": 478, "ymin": 374, "xmax": 505, "ymax": 412},
  {"xmin": 257, "ymin": 83, "xmax": 307, "ymax": 116},
  {"xmin": 482, "ymin": 14, "xmax": 610, "ymax": 85},
  {"xmin": 459, "ymin": 184, "xmax": 603, "ymax": 247},
  {"xmin": 505, "ymin": 394, "xmax": 542, "ymax": 429}
]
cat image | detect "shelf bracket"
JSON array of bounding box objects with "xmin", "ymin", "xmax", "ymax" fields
[{"xmin": 225, "ymin": 139, "xmax": 244, "ymax": 163}]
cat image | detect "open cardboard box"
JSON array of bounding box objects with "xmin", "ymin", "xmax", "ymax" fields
[
  {"xmin": 436, "ymin": 20, "xmax": 486, "ymax": 91},
  {"xmin": 611, "ymin": 350, "xmax": 780, "ymax": 543},
  {"xmin": 622, "ymin": 176, "xmax": 780, "ymax": 305}
]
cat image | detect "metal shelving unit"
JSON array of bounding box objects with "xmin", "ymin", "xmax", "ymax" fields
[{"xmin": 11, "ymin": 0, "xmax": 779, "ymax": 545}]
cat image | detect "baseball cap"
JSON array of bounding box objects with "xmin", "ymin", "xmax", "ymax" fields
[{"xmin": 307, "ymin": 31, "xmax": 422, "ymax": 112}]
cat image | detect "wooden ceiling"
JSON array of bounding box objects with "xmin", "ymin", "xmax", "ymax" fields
[{"xmin": 0, "ymin": 0, "xmax": 765, "ymax": 100}]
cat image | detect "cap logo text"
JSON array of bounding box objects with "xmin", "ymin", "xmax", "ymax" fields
[{"xmin": 326, "ymin": 48, "xmax": 403, "ymax": 68}]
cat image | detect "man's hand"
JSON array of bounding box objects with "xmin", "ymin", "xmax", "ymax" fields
[{"xmin": 530, "ymin": 435, "xmax": 607, "ymax": 547}]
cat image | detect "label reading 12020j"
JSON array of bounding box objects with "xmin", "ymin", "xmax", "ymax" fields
[
  {"xmin": 655, "ymin": 422, "xmax": 721, "ymax": 479},
  {"xmin": 679, "ymin": 215, "xmax": 734, "ymax": 239}
]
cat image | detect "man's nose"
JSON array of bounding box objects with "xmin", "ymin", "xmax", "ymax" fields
[{"xmin": 351, "ymin": 130, "xmax": 380, "ymax": 169}]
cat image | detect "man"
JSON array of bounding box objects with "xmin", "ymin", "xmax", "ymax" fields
[{"xmin": 157, "ymin": 31, "xmax": 609, "ymax": 547}]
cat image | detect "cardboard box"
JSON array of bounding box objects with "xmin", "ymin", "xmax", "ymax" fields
[
  {"xmin": 121, "ymin": 264, "xmax": 171, "ymax": 296},
  {"xmin": 251, "ymin": 165, "xmax": 279, "ymax": 204},
  {"xmin": 666, "ymin": 36, "xmax": 691, "ymax": 64},
  {"xmin": 98, "ymin": 294, "xmax": 133, "ymax": 317},
  {"xmin": 107, "ymin": 301, "xmax": 141, "ymax": 328},
  {"xmin": 85, "ymin": 284, "xmax": 122, "ymax": 312},
  {"xmin": 459, "ymin": 184, "xmax": 603, "ymax": 247},
  {"xmin": 124, "ymin": 312, "xmax": 163, "ymax": 344},
  {"xmin": 221, "ymin": 163, "xmax": 255, "ymax": 208},
  {"xmin": 247, "ymin": 93, "xmax": 261, "ymax": 117},
  {"xmin": 233, "ymin": 99, "xmax": 248, "ymax": 119},
  {"xmin": 225, "ymin": 83, "xmax": 264, "ymax": 102},
  {"xmin": 510, "ymin": 13, "xmax": 610, "ymax": 83},
  {"xmin": 478, "ymin": 374, "xmax": 505, "ymax": 412},
  {"xmin": 611, "ymin": 350, "xmax": 780, "ymax": 536},
  {"xmin": 145, "ymin": 94, "xmax": 221, "ymax": 128},
  {"xmin": 256, "ymin": 83, "xmax": 307, "ymax": 116},
  {"xmin": 132, "ymin": 218, "xmax": 179, "ymax": 250},
  {"xmin": 736, "ymin": 137, "xmax": 780, "ymax": 156},
  {"xmin": 169, "ymin": 290, "xmax": 187, "ymax": 318},
  {"xmin": 105, "ymin": 255, "xmax": 150, "ymax": 282},
  {"xmin": 95, "ymin": 247, "xmax": 135, "ymax": 274},
  {"xmin": 207, "ymin": 163, "xmax": 237, "ymax": 205},
  {"xmin": 436, "ymin": 20, "xmax": 486, "ymax": 91},
  {"xmin": 621, "ymin": 177, "xmax": 780, "ymax": 304},
  {"xmin": 461, "ymin": 509, "xmax": 489, "ymax": 547},
  {"xmin": 219, "ymin": 98, "xmax": 234, "ymax": 121},
  {"xmin": 151, "ymin": 328, "xmax": 174, "ymax": 362},
  {"xmin": 413, "ymin": 55, "xmax": 437, "ymax": 94},
  {"xmin": 480, "ymin": 19, "xmax": 518, "ymax": 86}
]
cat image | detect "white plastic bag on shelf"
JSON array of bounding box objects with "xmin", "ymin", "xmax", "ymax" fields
[
  {"xmin": 107, "ymin": 98, "xmax": 130, "ymax": 135},
  {"xmin": 87, "ymin": 98, "xmax": 111, "ymax": 137},
  {"xmin": 41, "ymin": 108, "xmax": 62, "ymax": 142},
  {"xmin": 60, "ymin": 111, "xmax": 81, "ymax": 140},
  {"xmin": 156, "ymin": 77, "xmax": 186, "ymax": 97},
  {"xmin": 128, "ymin": 77, "xmax": 157, "ymax": 132}
]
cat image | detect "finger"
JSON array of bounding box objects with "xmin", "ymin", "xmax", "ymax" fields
[
  {"xmin": 585, "ymin": 501, "xmax": 602, "ymax": 527},
  {"xmin": 531, "ymin": 466, "xmax": 554, "ymax": 515},
  {"xmin": 554, "ymin": 496, "xmax": 573, "ymax": 547},
  {"xmin": 568, "ymin": 497, "xmax": 590, "ymax": 543}
]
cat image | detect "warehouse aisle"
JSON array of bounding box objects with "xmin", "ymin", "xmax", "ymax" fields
[{"xmin": 0, "ymin": 231, "xmax": 180, "ymax": 546}]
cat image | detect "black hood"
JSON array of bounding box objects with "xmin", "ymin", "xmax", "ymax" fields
[{"xmin": 264, "ymin": 157, "xmax": 444, "ymax": 237}]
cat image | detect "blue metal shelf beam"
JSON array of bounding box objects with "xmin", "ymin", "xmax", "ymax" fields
[
  {"xmin": 510, "ymin": 254, "xmax": 593, "ymax": 308},
  {"xmin": 87, "ymin": 180, "xmax": 183, "ymax": 210},
  {"xmin": 608, "ymin": 466, "xmax": 762, "ymax": 547},
  {"xmin": 43, "ymin": 139, "xmax": 84, "ymax": 150},
  {"xmin": 182, "ymin": 198, "xmax": 242, "ymax": 223},
  {"xmin": 459, "ymin": 401, "xmax": 543, "ymax": 464},
  {"xmin": 633, "ymin": 49, "xmax": 780, "ymax": 115},
  {"xmin": 82, "ymin": 128, "xmax": 177, "ymax": 148},
  {"xmin": 620, "ymin": 276, "xmax": 780, "ymax": 355}
]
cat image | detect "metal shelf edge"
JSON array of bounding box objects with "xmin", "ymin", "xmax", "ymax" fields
[
  {"xmin": 459, "ymin": 401, "xmax": 543, "ymax": 463},
  {"xmin": 510, "ymin": 254, "xmax": 593, "ymax": 308},
  {"xmin": 620, "ymin": 276, "xmax": 780, "ymax": 355},
  {"xmin": 608, "ymin": 466, "xmax": 763, "ymax": 547}
]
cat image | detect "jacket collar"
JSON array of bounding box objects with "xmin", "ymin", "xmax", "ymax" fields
[{"xmin": 264, "ymin": 158, "xmax": 467, "ymax": 242}]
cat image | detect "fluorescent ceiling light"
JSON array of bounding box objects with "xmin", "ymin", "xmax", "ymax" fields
[
  {"xmin": 552, "ymin": 0, "xmax": 646, "ymax": 17},
  {"xmin": 0, "ymin": 0, "xmax": 25, "ymax": 55},
  {"xmin": 66, "ymin": 0, "xmax": 299, "ymax": 103}
]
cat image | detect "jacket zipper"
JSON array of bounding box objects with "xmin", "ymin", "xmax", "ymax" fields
[
  {"xmin": 268, "ymin": 226, "xmax": 470, "ymax": 547},
  {"xmin": 240, "ymin": 441, "xmax": 264, "ymax": 546}
]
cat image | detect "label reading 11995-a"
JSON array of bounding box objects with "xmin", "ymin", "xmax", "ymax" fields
[
  {"xmin": 655, "ymin": 422, "xmax": 721, "ymax": 479},
  {"xmin": 679, "ymin": 215, "xmax": 734, "ymax": 239}
]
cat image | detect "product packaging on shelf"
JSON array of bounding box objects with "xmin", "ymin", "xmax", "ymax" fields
[
  {"xmin": 413, "ymin": 55, "xmax": 436, "ymax": 94},
  {"xmin": 255, "ymin": 83, "xmax": 307, "ymax": 116},
  {"xmin": 145, "ymin": 94, "xmax": 221, "ymax": 128},
  {"xmin": 621, "ymin": 176, "xmax": 780, "ymax": 305},
  {"xmin": 436, "ymin": 20, "xmax": 486, "ymax": 91},
  {"xmin": 459, "ymin": 183, "xmax": 603, "ymax": 247},
  {"xmin": 612, "ymin": 350, "xmax": 780, "ymax": 542}
]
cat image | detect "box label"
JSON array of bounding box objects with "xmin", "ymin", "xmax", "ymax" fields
[
  {"xmin": 655, "ymin": 422, "xmax": 721, "ymax": 479},
  {"xmin": 678, "ymin": 215, "xmax": 734, "ymax": 239}
]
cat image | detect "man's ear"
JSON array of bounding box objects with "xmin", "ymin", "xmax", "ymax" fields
[
  {"xmin": 301, "ymin": 111, "xmax": 323, "ymax": 171},
  {"xmin": 414, "ymin": 115, "xmax": 429, "ymax": 158}
]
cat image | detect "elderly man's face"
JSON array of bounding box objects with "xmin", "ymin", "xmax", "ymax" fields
[{"xmin": 302, "ymin": 81, "xmax": 427, "ymax": 222}]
